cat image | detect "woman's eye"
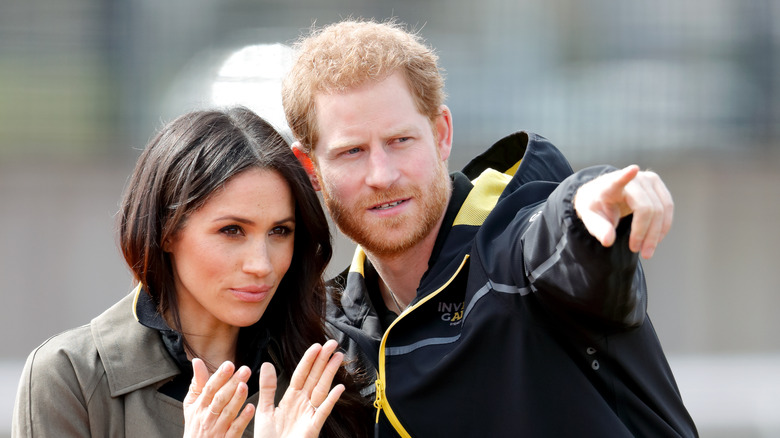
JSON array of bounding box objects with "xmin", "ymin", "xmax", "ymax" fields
[
  {"xmin": 220, "ymin": 225, "xmax": 243, "ymax": 236},
  {"xmin": 270, "ymin": 226, "xmax": 293, "ymax": 236}
]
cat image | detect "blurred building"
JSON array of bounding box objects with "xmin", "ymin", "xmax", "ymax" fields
[{"xmin": 1, "ymin": 0, "xmax": 779, "ymax": 436}]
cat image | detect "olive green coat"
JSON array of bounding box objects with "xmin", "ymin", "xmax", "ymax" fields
[{"xmin": 12, "ymin": 291, "xmax": 257, "ymax": 437}]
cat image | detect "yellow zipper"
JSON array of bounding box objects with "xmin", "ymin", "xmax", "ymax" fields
[
  {"xmin": 373, "ymin": 378, "xmax": 384, "ymax": 423},
  {"xmin": 373, "ymin": 254, "xmax": 470, "ymax": 437}
]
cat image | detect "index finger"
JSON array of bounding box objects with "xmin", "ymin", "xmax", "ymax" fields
[
  {"xmin": 614, "ymin": 165, "xmax": 640, "ymax": 185},
  {"xmin": 198, "ymin": 361, "xmax": 236, "ymax": 406}
]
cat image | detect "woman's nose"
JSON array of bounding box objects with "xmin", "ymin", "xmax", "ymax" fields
[{"xmin": 242, "ymin": 242, "xmax": 273, "ymax": 276}]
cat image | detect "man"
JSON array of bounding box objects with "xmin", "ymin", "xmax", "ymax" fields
[{"xmin": 281, "ymin": 19, "xmax": 697, "ymax": 437}]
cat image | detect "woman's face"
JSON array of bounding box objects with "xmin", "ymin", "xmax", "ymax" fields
[{"xmin": 166, "ymin": 168, "xmax": 296, "ymax": 332}]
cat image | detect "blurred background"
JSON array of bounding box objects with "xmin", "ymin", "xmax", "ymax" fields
[{"xmin": 1, "ymin": 0, "xmax": 779, "ymax": 436}]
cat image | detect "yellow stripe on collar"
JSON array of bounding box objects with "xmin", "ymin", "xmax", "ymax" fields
[
  {"xmin": 131, "ymin": 283, "xmax": 143, "ymax": 322},
  {"xmin": 349, "ymin": 246, "xmax": 367, "ymax": 276},
  {"xmin": 505, "ymin": 159, "xmax": 521, "ymax": 176},
  {"xmin": 453, "ymin": 168, "xmax": 512, "ymax": 226}
]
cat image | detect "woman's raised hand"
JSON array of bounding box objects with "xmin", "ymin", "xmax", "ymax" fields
[
  {"xmin": 183, "ymin": 359, "xmax": 255, "ymax": 438},
  {"xmin": 254, "ymin": 340, "xmax": 345, "ymax": 438}
]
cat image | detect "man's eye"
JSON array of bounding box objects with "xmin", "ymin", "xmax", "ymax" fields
[{"xmin": 345, "ymin": 147, "xmax": 361, "ymax": 155}]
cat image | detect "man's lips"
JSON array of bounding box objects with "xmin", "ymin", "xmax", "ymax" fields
[{"xmin": 370, "ymin": 199, "xmax": 408, "ymax": 210}]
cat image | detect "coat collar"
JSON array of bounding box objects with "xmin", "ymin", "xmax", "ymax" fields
[{"xmin": 90, "ymin": 286, "xmax": 180, "ymax": 397}]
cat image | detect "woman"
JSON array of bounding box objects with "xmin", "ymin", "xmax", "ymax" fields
[{"xmin": 12, "ymin": 107, "xmax": 370, "ymax": 438}]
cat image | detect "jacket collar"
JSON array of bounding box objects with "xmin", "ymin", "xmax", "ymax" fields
[
  {"xmin": 462, "ymin": 130, "xmax": 573, "ymax": 185},
  {"xmin": 90, "ymin": 286, "xmax": 180, "ymax": 397},
  {"xmin": 431, "ymin": 131, "xmax": 573, "ymax": 277}
]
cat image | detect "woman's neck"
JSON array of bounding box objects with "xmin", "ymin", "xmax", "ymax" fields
[{"xmin": 168, "ymin": 310, "xmax": 240, "ymax": 372}]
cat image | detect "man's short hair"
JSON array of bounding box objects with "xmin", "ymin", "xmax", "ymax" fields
[{"xmin": 282, "ymin": 19, "xmax": 446, "ymax": 153}]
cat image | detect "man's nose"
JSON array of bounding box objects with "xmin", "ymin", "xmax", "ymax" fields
[{"xmin": 364, "ymin": 147, "xmax": 399, "ymax": 189}]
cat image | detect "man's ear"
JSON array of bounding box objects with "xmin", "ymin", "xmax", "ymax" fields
[
  {"xmin": 292, "ymin": 142, "xmax": 321, "ymax": 191},
  {"xmin": 434, "ymin": 105, "xmax": 453, "ymax": 162}
]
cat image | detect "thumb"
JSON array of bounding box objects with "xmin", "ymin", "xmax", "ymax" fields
[
  {"xmin": 258, "ymin": 362, "xmax": 278, "ymax": 414},
  {"xmin": 579, "ymin": 209, "xmax": 618, "ymax": 247},
  {"xmin": 184, "ymin": 358, "xmax": 209, "ymax": 408}
]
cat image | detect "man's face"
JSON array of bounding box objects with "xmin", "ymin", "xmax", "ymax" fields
[{"xmin": 311, "ymin": 72, "xmax": 453, "ymax": 256}]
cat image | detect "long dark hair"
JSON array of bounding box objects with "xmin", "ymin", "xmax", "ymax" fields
[{"xmin": 118, "ymin": 106, "xmax": 370, "ymax": 437}]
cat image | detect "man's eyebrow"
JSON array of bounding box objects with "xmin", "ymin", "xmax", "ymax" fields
[
  {"xmin": 329, "ymin": 139, "xmax": 364, "ymax": 150},
  {"xmin": 386, "ymin": 125, "xmax": 419, "ymax": 138},
  {"xmin": 331, "ymin": 126, "xmax": 419, "ymax": 148}
]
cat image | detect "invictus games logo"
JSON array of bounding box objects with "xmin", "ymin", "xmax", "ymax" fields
[{"xmin": 438, "ymin": 301, "xmax": 465, "ymax": 326}]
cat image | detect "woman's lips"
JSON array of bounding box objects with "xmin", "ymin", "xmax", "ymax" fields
[{"xmin": 230, "ymin": 286, "xmax": 271, "ymax": 303}]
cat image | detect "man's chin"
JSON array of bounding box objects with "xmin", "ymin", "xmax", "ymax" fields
[{"xmin": 342, "ymin": 224, "xmax": 428, "ymax": 256}]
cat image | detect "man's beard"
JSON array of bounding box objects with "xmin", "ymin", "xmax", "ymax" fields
[{"xmin": 320, "ymin": 162, "xmax": 451, "ymax": 257}]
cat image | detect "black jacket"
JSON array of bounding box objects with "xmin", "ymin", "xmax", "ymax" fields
[{"xmin": 326, "ymin": 131, "xmax": 697, "ymax": 437}]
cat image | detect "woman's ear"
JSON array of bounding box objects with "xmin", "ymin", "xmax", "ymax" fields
[
  {"xmin": 162, "ymin": 235, "xmax": 173, "ymax": 253},
  {"xmin": 292, "ymin": 142, "xmax": 321, "ymax": 191}
]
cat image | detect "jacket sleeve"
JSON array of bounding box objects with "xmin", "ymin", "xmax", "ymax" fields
[
  {"xmin": 12, "ymin": 333, "xmax": 99, "ymax": 438},
  {"xmin": 520, "ymin": 165, "xmax": 646, "ymax": 330}
]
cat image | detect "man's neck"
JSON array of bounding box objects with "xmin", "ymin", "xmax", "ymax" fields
[{"xmin": 365, "ymin": 214, "xmax": 445, "ymax": 313}]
